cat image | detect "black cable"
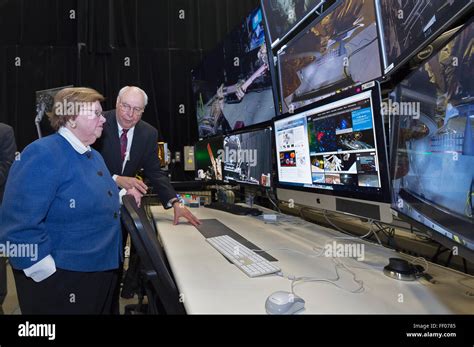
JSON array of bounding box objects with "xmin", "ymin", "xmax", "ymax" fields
[
  {"xmin": 446, "ymin": 251, "xmax": 453, "ymax": 268},
  {"xmin": 265, "ymin": 189, "xmax": 281, "ymax": 213}
]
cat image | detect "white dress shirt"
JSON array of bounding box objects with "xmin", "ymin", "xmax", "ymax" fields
[
  {"xmin": 112, "ymin": 121, "xmax": 177, "ymax": 208},
  {"xmin": 112, "ymin": 122, "xmax": 135, "ymax": 199},
  {"xmin": 117, "ymin": 122, "xmax": 135, "ymax": 174}
]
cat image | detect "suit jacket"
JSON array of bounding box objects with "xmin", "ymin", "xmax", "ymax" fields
[
  {"xmin": 0, "ymin": 123, "xmax": 17, "ymax": 204},
  {"xmin": 95, "ymin": 110, "xmax": 177, "ymax": 207}
]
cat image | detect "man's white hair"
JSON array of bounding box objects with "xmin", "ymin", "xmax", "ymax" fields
[{"xmin": 117, "ymin": 86, "xmax": 148, "ymax": 107}]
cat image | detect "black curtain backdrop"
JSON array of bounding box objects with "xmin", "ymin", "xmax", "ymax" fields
[{"xmin": 0, "ymin": 0, "xmax": 259, "ymax": 179}]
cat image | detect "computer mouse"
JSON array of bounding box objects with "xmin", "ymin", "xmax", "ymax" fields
[{"xmin": 265, "ymin": 291, "xmax": 305, "ymax": 315}]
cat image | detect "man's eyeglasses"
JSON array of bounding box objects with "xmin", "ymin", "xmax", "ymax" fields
[{"xmin": 120, "ymin": 102, "xmax": 144, "ymax": 115}]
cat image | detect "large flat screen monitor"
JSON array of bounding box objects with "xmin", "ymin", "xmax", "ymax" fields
[
  {"xmin": 35, "ymin": 85, "xmax": 74, "ymax": 138},
  {"xmin": 390, "ymin": 20, "xmax": 474, "ymax": 261},
  {"xmin": 195, "ymin": 136, "xmax": 224, "ymax": 181},
  {"xmin": 261, "ymin": 0, "xmax": 326, "ymax": 48},
  {"xmin": 375, "ymin": 0, "xmax": 472, "ymax": 75},
  {"xmin": 277, "ymin": 0, "xmax": 383, "ymax": 114},
  {"xmin": 192, "ymin": 6, "xmax": 276, "ymax": 139},
  {"xmin": 275, "ymin": 81, "xmax": 392, "ymax": 222},
  {"xmin": 223, "ymin": 127, "xmax": 273, "ymax": 188}
]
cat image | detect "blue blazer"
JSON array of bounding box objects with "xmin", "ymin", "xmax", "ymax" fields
[{"xmin": 0, "ymin": 134, "xmax": 122, "ymax": 272}]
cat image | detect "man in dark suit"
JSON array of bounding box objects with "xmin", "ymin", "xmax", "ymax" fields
[
  {"xmin": 0, "ymin": 123, "xmax": 17, "ymax": 309},
  {"xmin": 97, "ymin": 86, "xmax": 200, "ymax": 226},
  {"xmin": 96, "ymin": 86, "xmax": 200, "ymax": 313}
]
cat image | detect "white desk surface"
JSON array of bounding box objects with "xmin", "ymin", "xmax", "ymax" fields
[{"xmin": 150, "ymin": 205, "xmax": 474, "ymax": 314}]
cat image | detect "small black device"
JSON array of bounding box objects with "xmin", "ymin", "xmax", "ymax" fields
[
  {"xmin": 383, "ymin": 258, "xmax": 425, "ymax": 281},
  {"xmin": 206, "ymin": 202, "xmax": 262, "ymax": 216}
]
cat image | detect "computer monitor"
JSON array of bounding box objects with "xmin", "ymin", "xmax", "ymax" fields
[
  {"xmin": 223, "ymin": 127, "xmax": 273, "ymax": 188},
  {"xmin": 195, "ymin": 136, "xmax": 224, "ymax": 181},
  {"xmin": 261, "ymin": 0, "xmax": 326, "ymax": 48},
  {"xmin": 275, "ymin": 81, "xmax": 392, "ymax": 222},
  {"xmin": 277, "ymin": 0, "xmax": 383, "ymax": 114},
  {"xmin": 35, "ymin": 85, "xmax": 74, "ymax": 138},
  {"xmin": 390, "ymin": 19, "xmax": 474, "ymax": 262},
  {"xmin": 192, "ymin": 6, "xmax": 276, "ymax": 139},
  {"xmin": 375, "ymin": 0, "xmax": 472, "ymax": 76}
]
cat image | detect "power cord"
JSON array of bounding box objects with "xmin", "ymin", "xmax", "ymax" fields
[
  {"xmin": 278, "ymin": 257, "xmax": 365, "ymax": 295},
  {"xmin": 251, "ymin": 245, "xmax": 365, "ymax": 295},
  {"xmin": 265, "ymin": 189, "xmax": 281, "ymax": 213},
  {"xmin": 322, "ymin": 210, "xmax": 384, "ymax": 246},
  {"xmin": 411, "ymin": 256, "xmax": 429, "ymax": 273}
]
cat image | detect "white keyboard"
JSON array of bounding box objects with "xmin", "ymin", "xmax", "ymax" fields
[{"xmin": 206, "ymin": 235, "xmax": 280, "ymax": 278}]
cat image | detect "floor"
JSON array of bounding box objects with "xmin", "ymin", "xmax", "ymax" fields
[{"xmin": 1, "ymin": 261, "xmax": 20, "ymax": 315}]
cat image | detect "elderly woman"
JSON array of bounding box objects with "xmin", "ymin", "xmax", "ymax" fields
[{"xmin": 0, "ymin": 87, "xmax": 136, "ymax": 314}]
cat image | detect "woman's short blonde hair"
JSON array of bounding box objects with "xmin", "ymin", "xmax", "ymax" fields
[{"xmin": 48, "ymin": 87, "xmax": 105, "ymax": 131}]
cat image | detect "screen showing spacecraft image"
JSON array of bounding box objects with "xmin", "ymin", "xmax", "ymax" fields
[
  {"xmin": 223, "ymin": 128, "xmax": 272, "ymax": 187},
  {"xmin": 262, "ymin": 0, "xmax": 324, "ymax": 45},
  {"xmin": 192, "ymin": 7, "xmax": 276, "ymax": 139},
  {"xmin": 391, "ymin": 20, "xmax": 474, "ymax": 250},
  {"xmin": 278, "ymin": 0, "xmax": 382, "ymax": 113},
  {"xmin": 376, "ymin": 0, "xmax": 472, "ymax": 73}
]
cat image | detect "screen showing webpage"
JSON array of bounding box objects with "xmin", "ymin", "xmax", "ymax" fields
[{"xmin": 275, "ymin": 90, "xmax": 383, "ymax": 193}]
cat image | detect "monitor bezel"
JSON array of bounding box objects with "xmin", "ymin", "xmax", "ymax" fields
[{"xmin": 274, "ymin": 81, "xmax": 392, "ymax": 204}]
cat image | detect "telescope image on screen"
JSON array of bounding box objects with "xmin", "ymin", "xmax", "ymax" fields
[
  {"xmin": 261, "ymin": 0, "xmax": 324, "ymax": 46},
  {"xmin": 192, "ymin": 7, "xmax": 276, "ymax": 139},
  {"xmin": 390, "ymin": 20, "xmax": 474, "ymax": 252},
  {"xmin": 223, "ymin": 128, "xmax": 272, "ymax": 187},
  {"xmin": 376, "ymin": 0, "xmax": 472, "ymax": 74},
  {"xmin": 278, "ymin": 0, "xmax": 382, "ymax": 114}
]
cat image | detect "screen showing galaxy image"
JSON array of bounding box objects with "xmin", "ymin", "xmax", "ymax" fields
[
  {"xmin": 308, "ymin": 117, "xmax": 337, "ymax": 153},
  {"xmin": 192, "ymin": 7, "xmax": 276, "ymax": 139},
  {"xmin": 390, "ymin": 20, "xmax": 474, "ymax": 251},
  {"xmin": 337, "ymin": 129, "xmax": 375, "ymax": 151},
  {"xmin": 376, "ymin": 0, "xmax": 472, "ymax": 74},
  {"xmin": 278, "ymin": 0, "xmax": 382, "ymax": 113}
]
